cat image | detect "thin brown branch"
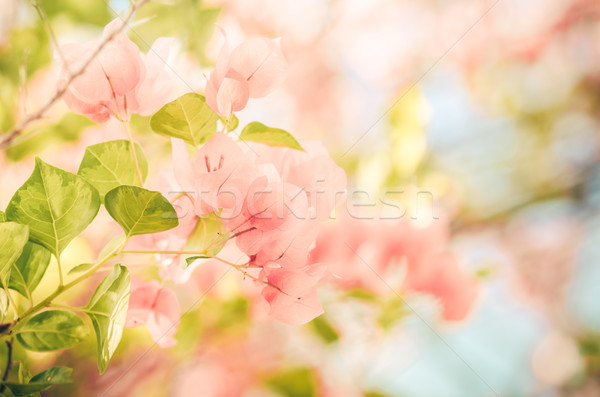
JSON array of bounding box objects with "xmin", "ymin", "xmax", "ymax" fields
[
  {"xmin": 31, "ymin": 1, "xmax": 67, "ymax": 69},
  {"xmin": 0, "ymin": 0, "xmax": 149, "ymax": 150},
  {"xmin": 0, "ymin": 339, "xmax": 13, "ymax": 392}
]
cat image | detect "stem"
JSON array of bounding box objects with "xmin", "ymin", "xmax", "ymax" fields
[
  {"xmin": 122, "ymin": 120, "xmax": 144, "ymax": 186},
  {"xmin": 31, "ymin": 1, "xmax": 67, "ymax": 69},
  {"xmin": 56, "ymin": 254, "xmax": 64, "ymax": 287},
  {"xmin": 0, "ymin": 339, "xmax": 13, "ymax": 391},
  {"xmin": 121, "ymin": 249, "xmax": 272, "ymax": 288},
  {"xmin": 17, "ymin": 242, "xmax": 125, "ymax": 325},
  {"xmin": 203, "ymin": 227, "xmax": 255, "ymax": 253},
  {"xmin": 169, "ymin": 192, "xmax": 187, "ymax": 204},
  {"xmin": 49, "ymin": 304, "xmax": 108, "ymax": 317}
]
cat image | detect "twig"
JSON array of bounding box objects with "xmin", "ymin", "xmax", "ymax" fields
[
  {"xmin": 0, "ymin": 339, "xmax": 13, "ymax": 391},
  {"xmin": 0, "ymin": 0, "xmax": 149, "ymax": 149},
  {"xmin": 31, "ymin": 1, "xmax": 67, "ymax": 69},
  {"xmin": 19, "ymin": 51, "xmax": 30, "ymax": 117}
]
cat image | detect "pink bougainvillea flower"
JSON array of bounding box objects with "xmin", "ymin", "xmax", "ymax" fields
[
  {"xmin": 309, "ymin": 213, "xmax": 479, "ymax": 321},
  {"xmin": 232, "ymin": 180, "xmax": 308, "ymax": 252},
  {"xmin": 252, "ymin": 219, "xmax": 321, "ymax": 269},
  {"xmin": 404, "ymin": 252, "xmax": 479, "ymax": 321},
  {"xmin": 260, "ymin": 263, "xmax": 326, "ymax": 325},
  {"xmin": 205, "ymin": 28, "xmax": 287, "ymax": 116},
  {"xmin": 60, "ymin": 19, "xmax": 174, "ymax": 122},
  {"xmin": 171, "ymin": 134, "xmax": 256, "ymax": 217},
  {"xmin": 250, "ymin": 141, "xmax": 347, "ymax": 221},
  {"xmin": 125, "ymin": 278, "xmax": 181, "ymax": 348}
]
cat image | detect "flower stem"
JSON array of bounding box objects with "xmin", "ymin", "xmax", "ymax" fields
[{"xmin": 122, "ymin": 120, "xmax": 144, "ymax": 186}]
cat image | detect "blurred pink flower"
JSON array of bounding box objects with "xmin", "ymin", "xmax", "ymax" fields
[
  {"xmin": 205, "ymin": 28, "xmax": 287, "ymax": 116},
  {"xmin": 404, "ymin": 252, "xmax": 479, "ymax": 321},
  {"xmin": 310, "ymin": 215, "xmax": 479, "ymax": 322},
  {"xmin": 260, "ymin": 263, "xmax": 326, "ymax": 325},
  {"xmin": 125, "ymin": 277, "xmax": 181, "ymax": 348},
  {"xmin": 60, "ymin": 19, "xmax": 174, "ymax": 122}
]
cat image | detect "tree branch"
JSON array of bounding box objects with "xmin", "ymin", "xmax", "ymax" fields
[
  {"xmin": 0, "ymin": 339, "xmax": 13, "ymax": 391},
  {"xmin": 0, "ymin": 0, "xmax": 149, "ymax": 149}
]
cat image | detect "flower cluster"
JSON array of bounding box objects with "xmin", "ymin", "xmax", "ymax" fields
[
  {"xmin": 310, "ymin": 214, "xmax": 479, "ymax": 321},
  {"xmin": 59, "ymin": 19, "xmax": 173, "ymax": 122},
  {"xmin": 170, "ymin": 134, "xmax": 347, "ymax": 325}
]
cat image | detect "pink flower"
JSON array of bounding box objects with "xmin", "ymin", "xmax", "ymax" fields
[
  {"xmin": 260, "ymin": 264, "xmax": 326, "ymax": 325},
  {"xmin": 250, "ymin": 141, "xmax": 347, "ymax": 221},
  {"xmin": 205, "ymin": 28, "xmax": 287, "ymax": 116},
  {"xmin": 60, "ymin": 19, "xmax": 174, "ymax": 122},
  {"xmin": 125, "ymin": 278, "xmax": 181, "ymax": 348},
  {"xmin": 404, "ymin": 253, "xmax": 479, "ymax": 321},
  {"xmin": 171, "ymin": 135, "xmax": 256, "ymax": 218},
  {"xmin": 230, "ymin": 179, "xmax": 310, "ymax": 259},
  {"xmin": 309, "ymin": 214, "xmax": 479, "ymax": 321}
]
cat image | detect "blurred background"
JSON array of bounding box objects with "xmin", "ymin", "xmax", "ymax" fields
[{"xmin": 1, "ymin": 0, "xmax": 600, "ymax": 396}]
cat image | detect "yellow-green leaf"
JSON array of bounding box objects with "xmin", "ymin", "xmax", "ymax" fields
[
  {"xmin": 150, "ymin": 93, "xmax": 219, "ymax": 146},
  {"xmin": 16, "ymin": 310, "xmax": 87, "ymax": 352},
  {"xmin": 239, "ymin": 122, "xmax": 304, "ymax": 151},
  {"xmin": 5, "ymin": 158, "xmax": 100, "ymax": 256},
  {"xmin": 77, "ymin": 140, "xmax": 148, "ymax": 200},
  {"xmin": 85, "ymin": 264, "xmax": 130, "ymax": 374},
  {"xmin": 104, "ymin": 186, "xmax": 178, "ymax": 237}
]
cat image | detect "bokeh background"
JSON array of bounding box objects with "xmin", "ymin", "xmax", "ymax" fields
[{"xmin": 1, "ymin": 0, "xmax": 600, "ymax": 396}]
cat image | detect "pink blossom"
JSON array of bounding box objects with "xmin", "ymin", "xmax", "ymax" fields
[
  {"xmin": 250, "ymin": 141, "xmax": 347, "ymax": 221},
  {"xmin": 404, "ymin": 252, "xmax": 479, "ymax": 321},
  {"xmin": 60, "ymin": 19, "xmax": 174, "ymax": 122},
  {"xmin": 260, "ymin": 263, "xmax": 326, "ymax": 325},
  {"xmin": 171, "ymin": 135, "xmax": 256, "ymax": 217},
  {"xmin": 229, "ymin": 179, "xmax": 309, "ymax": 259},
  {"xmin": 205, "ymin": 28, "xmax": 287, "ymax": 116},
  {"xmin": 310, "ymin": 214, "xmax": 479, "ymax": 321},
  {"xmin": 125, "ymin": 278, "xmax": 181, "ymax": 348}
]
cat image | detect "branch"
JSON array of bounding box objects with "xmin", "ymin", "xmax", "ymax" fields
[
  {"xmin": 0, "ymin": 339, "xmax": 13, "ymax": 392},
  {"xmin": 0, "ymin": 0, "xmax": 149, "ymax": 150}
]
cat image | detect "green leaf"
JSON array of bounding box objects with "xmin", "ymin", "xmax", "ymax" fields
[
  {"xmin": 18, "ymin": 363, "xmax": 33, "ymax": 383},
  {"xmin": 0, "ymin": 290, "xmax": 8, "ymax": 318},
  {"xmin": 0, "ymin": 211, "xmax": 5, "ymax": 222},
  {"xmin": 239, "ymin": 122, "xmax": 304, "ymax": 151},
  {"xmin": 181, "ymin": 213, "xmax": 228, "ymax": 268},
  {"xmin": 0, "ymin": 222, "xmax": 29, "ymax": 281},
  {"xmin": 3, "ymin": 366, "xmax": 72, "ymax": 396},
  {"xmin": 185, "ymin": 256, "xmax": 209, "ymax": 266},
  {"xmin": 67, "ymin": 263, "xmax": 93, "ymax": 276},
  {"xmin": 309, "ymin": 316, "xmax": 339, "ymax": 344},
  {"xmin": 8, "ymin": 242, "xmax": 51, "ymax": 299},
  {"xmin": 77, "ymin": 140, "xmax": 149, "ymax": 200},
  {"xmin": 265, "ymin": 368, "xmax": 317, "ymax": 397},
  {"xmin": 16, "ymin": 310, "xmax": 87, "ymax": 352},
  {"xmin": 105, "ymin": 186, "xmax": 178, "ymax": 237},
  {"xmin": 5, "ymin": 157, "xmax": 101, "ymax": 256},
  {"xmin": 150, "ymin": 93, "xmax": 219, "ymax": 146},
  {"xmin": 85, "ymin": 264, "xmax": 130, "ymax": 374}
]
